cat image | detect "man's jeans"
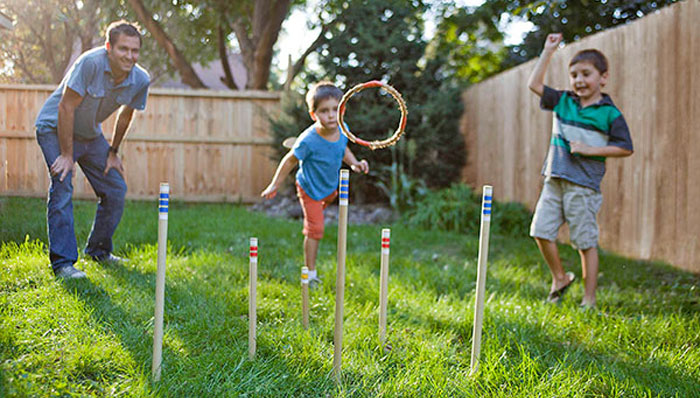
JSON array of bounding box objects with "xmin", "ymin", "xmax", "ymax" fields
[{"xmin": 36, "ymin": 129, "xmax": 127, "ymax": 271}]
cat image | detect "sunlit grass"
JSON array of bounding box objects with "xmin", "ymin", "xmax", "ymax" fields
[{"xmin": 1, "ymin": 196, "xmax": 698, "ymax": 397}]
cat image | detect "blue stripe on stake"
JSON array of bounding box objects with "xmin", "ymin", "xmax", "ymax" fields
[
  {"xmin": 159, "ymin": 200, "xmax": 169, "ymax": 206},
  {"xmin": 159, "ymin": 208, "xmax": 168, "ymax": 213},
  {"xmin": 484, "ymin": 203, "xmax": 492, "ymax": 208},
  {"xmin": 339, "ymin": 194, "xmax": 349, "ymax": 199},
  {"xmin": 160, "ymin": 193, "xmax": 169, "ymax": 199},
  {"xmin": 483, "ymin": 210, "xmax": 491, "ymax": 214},
  {"xmin": 484, "ymin": 196, "xmax": 492, "ymax": 201}
]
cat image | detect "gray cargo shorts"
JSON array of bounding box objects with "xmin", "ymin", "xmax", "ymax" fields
[{"xmin": 529, "ymin": 177, "xmax": 603, "ymax": 250}]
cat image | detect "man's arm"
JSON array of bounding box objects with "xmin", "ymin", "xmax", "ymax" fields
[
  {"xmin": 527, "ymin": 33, "xmax": 563, "ymax": 97},
  {"xmin": 52, "ymin": 87, "xmax": 83, "ymax": 182},
  {"xmin": 103, "ymin": 105, "xmax": 136, "ymax": 176}
]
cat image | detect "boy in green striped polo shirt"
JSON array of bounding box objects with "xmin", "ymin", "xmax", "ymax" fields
[{"xmin": 527, "ymin": 33, "xmax": 634, "ymax": 308}]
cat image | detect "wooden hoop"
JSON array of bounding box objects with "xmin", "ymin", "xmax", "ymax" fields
[{"xmin": 337, "ymin": 80, "xmax": 407, "ymax": 150}]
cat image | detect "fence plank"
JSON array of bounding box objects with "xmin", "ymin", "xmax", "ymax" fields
[
  {"xmin": 0, "ymin": 86, "xmax": 280, "ymax": 203},
  {"xmin": 460, "ymin": 1, "xmax": 700, "ymax": 273}
]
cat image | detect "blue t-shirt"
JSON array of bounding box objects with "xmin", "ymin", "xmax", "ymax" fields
[
  {"xmin": 35, "ymin": 47, "xmax": 150, "ymax": 139},
  {"xmin": 293, "ymin": 125, "xmax": 349, "ymax": 200}
]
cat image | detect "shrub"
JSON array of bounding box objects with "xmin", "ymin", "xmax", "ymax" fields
[{"xmin": 403, "ymin": 183, "xmax": 532, "ymax": 237}]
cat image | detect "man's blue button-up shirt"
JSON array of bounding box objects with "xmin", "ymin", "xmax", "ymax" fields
[{"xmin": 35, "ymin": 47, "xmax": 150, "ymax": 140}]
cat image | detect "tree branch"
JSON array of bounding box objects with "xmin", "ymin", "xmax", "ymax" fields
[
  {"xmin": 218, "ymin": 24, "xmax": 237, "ymax": 89},
  {"xmin": 126, "ymin": 0, "xmax": 207, "ymax": 88},
  {"xmin": 285, "ymin": 21, "xmax": 333, "ymax": 88}
]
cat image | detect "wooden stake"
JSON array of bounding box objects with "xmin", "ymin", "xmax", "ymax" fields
[
  {"xmin": 301, "ymin": 266, "xmax": 309, "ymax": 329},
  {"xmin": 470, "ymin": 185, "xmax": 493, "ymax": 375},
  {"xmin": 378, "ymin": 228, "xmax": 390, "ymax": 346},
  {"xmin": 249, "ymin": 237, "xmax": 258, "ymax": 360},
  {"xmin": 152, "ymin": 182, "xmax": 169, "ymax": 382},
  {"xmin": 333, "ymin": 169, "xmax": 350, "ymax": 379}
]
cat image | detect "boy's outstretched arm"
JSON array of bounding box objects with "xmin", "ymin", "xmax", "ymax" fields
[
  {"xmin": 570, "ymin": 143, "xmax": 633, "ymax": 158},
  {"xmin": 343, "ymin": 147, "xmax": 369, "ymax": 174},
  {"xmin": 261, "ymin": 150, "xmax": 299, "ymax": 199},
  {"xmin": 528, "ymin": 33, "xmax": 563, "ymax": 97}
]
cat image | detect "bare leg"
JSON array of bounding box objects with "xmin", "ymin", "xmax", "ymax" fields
[
  {"xmin": 579, "ymin": 247, "xmax": 598, "ymax": 307},
  {"xmin": 534, "ymin": 237, "xmax": 572, "ymax": 293},
  {"xmin": 304, "ymin": 236, "xmax": 320, "ymax": 271}
]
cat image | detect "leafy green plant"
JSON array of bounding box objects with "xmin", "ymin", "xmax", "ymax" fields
[
  {"xmin": 403, "ymin": 183, "xmax": 533, "ymax": 237},
  {"xmin": 374, "ymin": 161, "xmax": 429, "ymax": 214}
]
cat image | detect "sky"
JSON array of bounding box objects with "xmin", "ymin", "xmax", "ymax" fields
[{"xmin": 275, "ymin": 0, "xmax": 535, "ymax": 80}]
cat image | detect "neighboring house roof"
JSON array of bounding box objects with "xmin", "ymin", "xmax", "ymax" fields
[
  {"xmin": 0, "ymin": 11, "xmax": 13, "ymax": 30},
  {"xmin": 157, "ymin": 52, "xmax": 247, "ymax": 90}
]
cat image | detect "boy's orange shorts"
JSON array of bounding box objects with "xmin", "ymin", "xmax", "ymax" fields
[{"xmin": 296, "ymin": 181, "xmax": 337, "ymax": 240}]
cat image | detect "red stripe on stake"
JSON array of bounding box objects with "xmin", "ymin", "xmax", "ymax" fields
[{"xmin": 355, "ymin": 137, "xmax": 370, "ymax": 147}]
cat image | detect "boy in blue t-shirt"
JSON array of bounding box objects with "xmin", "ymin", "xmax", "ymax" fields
[
  {"xmin": 261, "ymin": 81, "xmax": 369, "ymax": 286},
  {"xmin": 527, "ymin": 33, "xmax": 633, "ymax": 308}
]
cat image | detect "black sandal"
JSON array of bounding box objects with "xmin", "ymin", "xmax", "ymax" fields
[{"xmin": 546, "ymin": 272, "xmax": 575, "ymax": 304}]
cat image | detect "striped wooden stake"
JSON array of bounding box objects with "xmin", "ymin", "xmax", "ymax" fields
[
  {"xmin": 470, "ymin": 185, "xmax": 493, "ymax": 375},
  {"xmin": 333, "ymin": 169, "xmax": 350, "ymax": 379},
  {"xmin": 249, "ymin": 237, "xmax": 258, "ymax": 360},
  {"xmin": 378, "ymin": 228, "xmax": 391, "ymax": 345},
  {"xmin": 152, "ymin": 182, "xmax": 169, "ymax": 382},
  {"xmin": 301, "ymin": 266, "xmax": 309, "ymax": 329}
]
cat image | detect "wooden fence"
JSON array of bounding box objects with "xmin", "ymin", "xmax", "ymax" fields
[
  {"xmin": 461, "ymin": 0, "xmax": 700, "ymax": 273},
  {"xmin": 0, "ymin": 85, "xmax": 280, "ymax": 202}
]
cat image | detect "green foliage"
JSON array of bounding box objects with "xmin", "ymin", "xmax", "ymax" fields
[
  {"xmin": 425, "ymin": 1, "xmax": 508, "ymax": 83},
  {"xmin": 2, "ymin": 196, "xmax": 699, "ymax": 397},
  {"xmin": 274, "ymin": 0, "xmax": 467, "ymax": 203},
  {"xmin": 0, "ymin": 0, "xmax": 100, "ymax": 84},
  {"xmin": 504, "ymin": 0, "xmax": 682, "ymax": 68},
  {"xmin": 404, "ymin": 183, "xmax": 532, "ymax": 237},
  {"xmin": 374, "ymin": 153, "xmax": 429, "ymax": 214}
]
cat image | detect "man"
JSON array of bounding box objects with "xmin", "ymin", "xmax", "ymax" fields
[{"xmin": 35, "ymin": 20, "xmax": 150, "ymax": 279}]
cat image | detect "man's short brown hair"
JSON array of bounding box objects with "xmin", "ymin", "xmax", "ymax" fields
[{"xmin": 105, "ymin": 20, "xmax": 142, "ymax": 47}]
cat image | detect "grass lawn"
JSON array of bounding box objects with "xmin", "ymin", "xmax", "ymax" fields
[{"xmin": 1, "ymin": 196, "xmax": 698, "ymax": 397}]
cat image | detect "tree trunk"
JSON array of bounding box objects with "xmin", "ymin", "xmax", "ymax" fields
[
  {"xmin": 126, "ymin": 0, "xmax": 206, "ymax": 88},
  {"xmin": 232, "ymin": 0, "xmax": 291, "ymax": 90},
  {"xmin": 218, "ymin": 24, "xmax": 237, "ymax": 89}
]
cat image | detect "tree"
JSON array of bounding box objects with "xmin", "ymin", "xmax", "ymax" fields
[
  {"xmin": 503, "ymin": 0, "xmax": 681, "ymax": 68},
  {"xmin": 271, "ymin": 0, "xmax": 467, "ymax": 205},
  {"xmin": 0, "ymin": 0, "xmax": 102, "ymax": 84},
  {"xmin": 126, "ymin": 0, "xmax": 205, "ymax": 88},
  {"xmin": 117, "ymin": 0, "xmax": 336, "ymax": 90},
  {"xmin": 425, "ymin": 1, "xmax": 509, "ymax": 83}
]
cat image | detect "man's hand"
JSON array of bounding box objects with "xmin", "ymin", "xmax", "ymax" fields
[
  {"xmin": 543, "ymin": 33, "xmax": 563, "ymax": 53},
  {"xmin": 50, "ymin": 155, "xmax": 75, "ymax": 182},
  {"xmin": 351, "ymin": 159, "xmax": 369, "ymax": 174},
  {"xmin": 104, "ymin": 152, "xmax": 125, "ymax": 176},
  {"xmin": 261, "ymin": 184, "xmax": 278, "ymax": 199}
]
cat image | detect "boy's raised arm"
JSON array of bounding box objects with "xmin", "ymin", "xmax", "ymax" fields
[{"xmin": 528, "ymin": 33, "xmax": 563, "ymax": 97}]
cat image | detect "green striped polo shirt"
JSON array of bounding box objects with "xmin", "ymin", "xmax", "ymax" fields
[{"xmin": 540, "ymin": 86, "xmax": 633, "ymax": 192}]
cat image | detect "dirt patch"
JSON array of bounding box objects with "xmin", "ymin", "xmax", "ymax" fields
[{"xmin": 250, "ymin": 193, "xmax": 394, "ymax": 225}]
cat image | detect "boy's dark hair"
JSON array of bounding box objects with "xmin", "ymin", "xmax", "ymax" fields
[
  {"xmin": 105, "ymin": 20, "xmax": 142, "ymax": 47},
  {"xmin": 569, "ymin": 49, "xmax": 608, "ymax": 74},
  {"xmin": 306, "ymin": 81, "xmax": 343, "ymax": 112}
]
